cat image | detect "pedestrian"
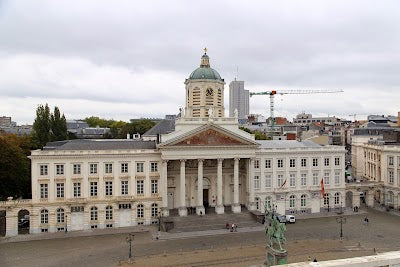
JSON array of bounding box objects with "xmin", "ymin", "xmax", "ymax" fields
[
  {"xmin": 366, "ymin": 217, "xmax": 369, "ymax": 225},
  {"xmin": 231, "ymin": 223, "xmax": 235, "ymax": 232},
  {"xmin": 308, "ymin": 256, "xmax": 311, "ymax": 261},
  {"xmin": 234, "ymin": 224, "xmax": 238, "ymax": 232},
  {"xmin": 226, "ymin": 223, "xmax": 229, "ymax": 230},
  {"xmin": 200, "ymin": 211, "xmax": 203, "ymax": 217},
  {"xmin": 313, "ymin": 258, "xmax": 318, "ymax": 262}
]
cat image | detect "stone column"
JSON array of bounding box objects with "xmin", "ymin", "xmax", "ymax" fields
[
  {"xmin": 232, "ymin": 158, "xmax": 241, "ymax": 213},
  {"xmin": 179, "ymin": 160, "xmax": 187, "ymax": 216},
  {"xmin": 216, "ymin": 159, "xmax": 225, "ymax": 214},
  {"xmin": 196, "ymin": 159, "xmax": 205, "ymax": 215},
  {"xmin": 161, "ymin": 160, "xmax": 169, "ymax": 217},
  {"xmin": 248, "ymin": 158, "xmax": 256, "ymax": 211}
]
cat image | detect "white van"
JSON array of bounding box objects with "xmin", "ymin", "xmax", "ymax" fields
[{"xmin": 285, "ymin": 215, "xmax": 296, "ymax": 223}]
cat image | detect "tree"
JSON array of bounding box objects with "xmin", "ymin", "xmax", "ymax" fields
[
  {"xmin": 0, "ymin": 134, "xmax": 31, "ymax": 200},
  {"xmin": 31, "ymin": 104, "xmax": 51, "ymax": 148},
  {"xmin": 239, "ymin": 126, "xmax": 269, "ymax": 140},
  {"xmin": 118, "ymin": 119, "xmax": 156, "ymax": 138},
  {"xmin": 51, "ymin": 107, "xmax": 67, "ymax": 141}
]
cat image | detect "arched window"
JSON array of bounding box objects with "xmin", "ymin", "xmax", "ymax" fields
[
  {"xmin": 90, "ymin": 206, "xmax": 98, "ymax": 221},
  {"xmin": 56, "ymin": 208, "xmax": 64, "ymax": 223},
  {"xmin": 105, "ymin": 206, "xmax": 113, "ymax": 220},
  {"xmin": 300, "ymin": 195, "xmax": 307, "ymax": 207},
  {"xmin": 40, "ymin": 209, "xmax": 48, "ymax": 224},
  {"xmin": 137, "ymin": 204, "xmax": 144, "ymax": 218},
  {"xmin": 151, "ymin": 203, "xmax": 158, "ymax": 218},
  {"xmin": 289, "ymin": 195, "xmax": 295, "ymax": 208},
  {"xmin": 334, "ymin": 192, "xmax": 340, "ymax": 205},
  {"xmin": 324, "ymin": 193, "xmax": 330, "ymax": 206}
]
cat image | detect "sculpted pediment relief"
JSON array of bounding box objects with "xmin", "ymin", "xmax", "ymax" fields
[{"xmin": 173, "ymin": 129, "xmax": 249, "ymax": 146}]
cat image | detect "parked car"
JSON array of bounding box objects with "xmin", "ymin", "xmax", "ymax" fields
[
  {"xmin": 276, "ymin": 215, "xmax": 287, "ymax": 224},
  {"xmin": 285, "ymin": 215, "xmax": 296, "ymax": 223},
  {"xmin": 18, "ymin": 218, "xmax": 29, "ymax": 228}
]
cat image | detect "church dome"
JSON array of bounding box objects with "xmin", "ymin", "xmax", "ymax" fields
[{"xmin": 188, "ymin": 50, "xmax": 223, "ymax": 81}]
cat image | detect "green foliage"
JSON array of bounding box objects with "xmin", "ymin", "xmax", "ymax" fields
[
  {"xmin": 118, "ymin": 119, "xmax": 156, "ymax": 138},
  {"xmin": 32, "ymin": 104, "xmax": 68, "ymax": 148},
  {"xmin": 239, "ymin": 126, "xmax": 268, "ymax": 140},
  {"xmin": 84, "ymin": 116, "xmax": 127, "ymax": 138},
  {"xmin": 0, "ymin": 134, "xmax": 31, "ymax": 200}
]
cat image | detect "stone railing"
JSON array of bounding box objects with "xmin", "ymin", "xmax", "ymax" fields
[{"xmin": 0, "ymin": 199, "xmax": 32, "ymax": 208}]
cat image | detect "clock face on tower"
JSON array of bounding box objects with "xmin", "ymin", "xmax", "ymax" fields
[{"xmin": 206, "ymin": 88, "xmax": 214, "ymax": 96}]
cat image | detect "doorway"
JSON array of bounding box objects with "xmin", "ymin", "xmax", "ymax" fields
[
  {"xmin": 203, "ymin": 189, "xmax": 209, "ymax": 208},
  {"xmin": 18, "ymin": 209, "xmax": 30, "ymax": 235},
  {"xmin": 0, "ymin": 211, "xmax": 5, "ymax": 236}
]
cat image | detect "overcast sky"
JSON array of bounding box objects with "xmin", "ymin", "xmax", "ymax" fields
[{"xmin": 0, "ymin": 0, "xmax": 399, "ymax": 124}]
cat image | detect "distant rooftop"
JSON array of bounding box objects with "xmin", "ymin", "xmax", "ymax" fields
[
  {"xmin": 257, "ymin": 140, "xmax": 322, "ymax": 149},
  {"xmin": 143, "ymin": 119, "xmax": 175, "ymax": 136},
  {"xmin": 43, "ymin": 139, "xmax": 156, "ymax": 150}
]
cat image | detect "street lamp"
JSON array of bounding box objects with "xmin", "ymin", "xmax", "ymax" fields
[
  {"xmin": 158, "ymin": 211, "xmax": 162, "ymax": 232},
  {"xmin": 65, "ymin": 215, "xmax": 68, "ymax": 233},
  {"xmin": 336, "ymin": 216, "xmax": 346, "ymax": 240},
  {"xmin": 126, "ymin": 233, "xmax": 135, "ymax": 263}
]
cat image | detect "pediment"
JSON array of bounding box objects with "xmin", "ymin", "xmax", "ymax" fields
[{"xmin": 165, "ymin": 127, "xmax": 256, "ymax": 147}]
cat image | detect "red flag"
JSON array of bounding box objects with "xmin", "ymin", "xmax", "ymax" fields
[
  {"xmin": 320, "ymin": 178, "xmax": 325, "ymax": 198},
  {"xmin": 280, "ymin": 179, "xmax": 287, "ymax": 189}
]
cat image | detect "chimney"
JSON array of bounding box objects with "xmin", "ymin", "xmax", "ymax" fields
[
  {"xmin": 398, "ymin": 111, "xmax": 400, "ymax": 127},
  {"xmin": 127, "ymin": 133, "xmax": 130, "ymax": 139}
]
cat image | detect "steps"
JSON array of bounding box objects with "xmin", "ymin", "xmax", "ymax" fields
[{"xmin": 168, "ymin": 207, "xmax": 261, "ymax": 233}]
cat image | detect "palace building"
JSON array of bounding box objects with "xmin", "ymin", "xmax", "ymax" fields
[{"xmin": 0, "ymin": 51, "xmax": 346, "ymax": 236}]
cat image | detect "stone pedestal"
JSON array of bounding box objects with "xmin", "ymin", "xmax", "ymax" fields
[
  {"xmin": 215, "ymin": 205, "xmax": 225, "ymax": 214},
  {"xmin": 161, "ymin": 207, "xmax": 169, "ymax": 217},
  {"xmin": 231, "ymin": 203, "xmax": 241, "ymax": 213},
  {"xmin": 264, "ymin": 246, "xmax": 287, "ymax": 266},
  {"xmin": 178, "ymin": 207, "xmax": 187, "ymax": 217},
  {"xmin": 196, "ymin": 206, "xmax": 205, "ymax": 216},
  {"xmin": 247, "ymin": 201, "xmax": 256, "ymax": 211}
]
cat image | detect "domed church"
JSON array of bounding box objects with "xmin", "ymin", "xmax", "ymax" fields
[{"xmin": 0, "ymin": 50, "xmax": 345, "ymax": 236}]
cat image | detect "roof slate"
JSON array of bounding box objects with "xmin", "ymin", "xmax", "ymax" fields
[
  {"xmin": 43, "ymin": 139, "xmax": 156, "ymax": 150},
  {"xmin": 143, "ymin": 119, "xmax": 175, "ymax": 136},
  {"xmin": 257, "ymin": 140, "xmax": 322, "ymax": 149}
]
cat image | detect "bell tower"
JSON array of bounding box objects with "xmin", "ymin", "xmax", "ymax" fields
[{"xmin": 185, "ymin": 49, "xmax": 225, "ymax": 118}]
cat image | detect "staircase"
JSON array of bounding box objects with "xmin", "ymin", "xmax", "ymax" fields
[{"xmin": 168, "ymin": 206, "xmax": 261, "ymax": 233}]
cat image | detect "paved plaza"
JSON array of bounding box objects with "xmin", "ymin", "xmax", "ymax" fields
[{"xmin": 1, "ymin": 208, "xmax": 400, "ymax": 267}]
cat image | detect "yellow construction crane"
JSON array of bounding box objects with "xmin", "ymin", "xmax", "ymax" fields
[{"xmin": 249, "ymin": 89, "xmax": 344, "ymax": 138}]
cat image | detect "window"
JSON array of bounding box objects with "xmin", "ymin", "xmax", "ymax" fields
[
  {"xmin": 56, "ymin": 183, "xmax": 64, "ymax": 198},
  {"xmin": 334, "ymin": 192, "xmax": 340, "ymax": 205},
  {"xmin": 151, "ymin": 203, "xmax": 158, "ymax": 218},
  {"xmin": 105, "ymin": 163, "xmax": 113, "ymax": 174},
  {"xmin": 335, "ymin": 172, "xmax": 340, "ymax": 185},
  {"xmin": 301, "ymin": 173, "xmax": 307, "ymax": 186},
  {"xmin": 277, "ymin": 159, "xmax": 284, "ymax": 168},
  {"xmin": 289, "ymin": 195, "xmax": 295, "ymax": 208},
  {"xmin": 119, "ymin": 203, "xmax": 131, "ymax": 209},
  {"xmin": 105, "ymin": 181, "xmax": 113, "ymax": 196},
  {"xmin": 73, "ymin": 164, "xmax": 81, "ymax": 175},
  {"xmin": 121, "ymin": 163, "xmax": 128, "ymax": 173},
  {"xmin": 151, "ymin": 162, "xmax": 158, "ymax": 172},
  {"xmin": 137, "ymin": 180, "xmax": 144, "ymax": 195},
  {"xmin": 301, "ymin": 158, "xmax": 307, "ymax": 167},
  {"xmin": 312, "ymin": 173, "xmax": 319, "ymax": 186},
  {"xmin": 105, "ymin": 206, "xmax": 113, "ymax": 220},
  {"xmin": 89, "ymin": 163, "xmax": 98, "ymax": 174},
  {"xmin": 324, "ymin": 194, "xmax": 330, "ymax": 206},
  {"xmin": 289, "ymin": 173, "xmax": 296, "ymax": 187},
  {"xmin": 335, "ymin": 157, "xmax": 340, "ymax": 166},
  {"xmin": 289, "ymin": 159, "xmax": 296, "ymax": 168},
  {"xmin": 324, "ymin": 172, "xmax": 330, "ymax": 185},
  {"xmin": 106, "ymin": 224, "xmax": 113, "ymax": 228},
  {"xmin": 90, "ymin": 207, "xmax": 98, "ymax": 221},
  {"xmin": 389, "ymin": 170, "xmax": 394, "ymax": 184},
  {"xmin": 40, "ymin": 209, "xmax": 48, "ymax": 224},
  {"xmin": 151, "ymin": 180, "xmax": 158, "ymax": 194},
  {"xmin": 136, "ymin": 162, "xmax": 144, "ymax": 173},
  {"xmin": 90, "ymin": 182, "xmax": 98, "ymax": 197},
  {"xmin": 121, "ymin": 181, "xmax": 128, "ymax": 195},
  {"xmin": 40, "ymin": 184, "xmax": 48, "ymax": 199},
  {"xmin": 265, "ymin": 159, "xmax": 271, "ymax": 169},
  {"xmin": 265, "ymin": 197, "xmax": 272, "ymax": 210},
  {"xmin": 73, "ymin": 182, "xmax": 81, "ymax": 197},
  {"xmin": 137, "ymin": 204, "xmax": 144, "ymax": 218},
  {"xmin": 300, "ymin": 195, "xmax": 306, "ymax": 207},
  {"xmin": 265, "ymin": 174, "xmax": 271, "ymax": 188},
  {"xmin": 40, "ymin": 165, "xmax": 48, "ymax": 176},
  {"xmin": 254, "ymin": 175, "xmax": 260, "ymax": 190},
  {"xmin": 56, "ymin": 208, "xmax": 65, "ymax": 223},
  {"xmin": 56, "ymin": 164, "xmax": 64, "ymax": 175},
  {"xmin": 277, "ymin": 174, "xmax": 283, "ymax": 188},
  {"xmin": 388, "ymin": 156, "xmax": 394, "ymax": 166},
  {"xmin": 324, "ymin": 158, "xmax": 330, "ymax": 166},
  {"xmin": 312, "ymin": 158, "xmax": 318, "ymax": 167},
  {"xmin": 71, "ymin": 206, "xmax": 84, "ymax": 212},
  {"xmin": 254, "ymin": 160, "xmax": 260, "ymax": 169}
]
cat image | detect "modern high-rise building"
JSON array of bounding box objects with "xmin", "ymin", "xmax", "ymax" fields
[{"xmin": 229, "ymin": 80, "xmax": 249, "ymax": 119}]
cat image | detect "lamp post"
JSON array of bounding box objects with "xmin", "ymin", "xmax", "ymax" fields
[
  {"xmin": 336, "ymin": 216, "xmax": 346, "ymax": 240},
  {"xmin": 158, "ymin": 211, "xmax": 162, "ymax": 232},
  {"xmin": 65, "ymin": 215, "xmax": 68, "ymax": 233},
  {"xmin": 126, "ymin": 233, "xmax": 135, "ymax": 263}
]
